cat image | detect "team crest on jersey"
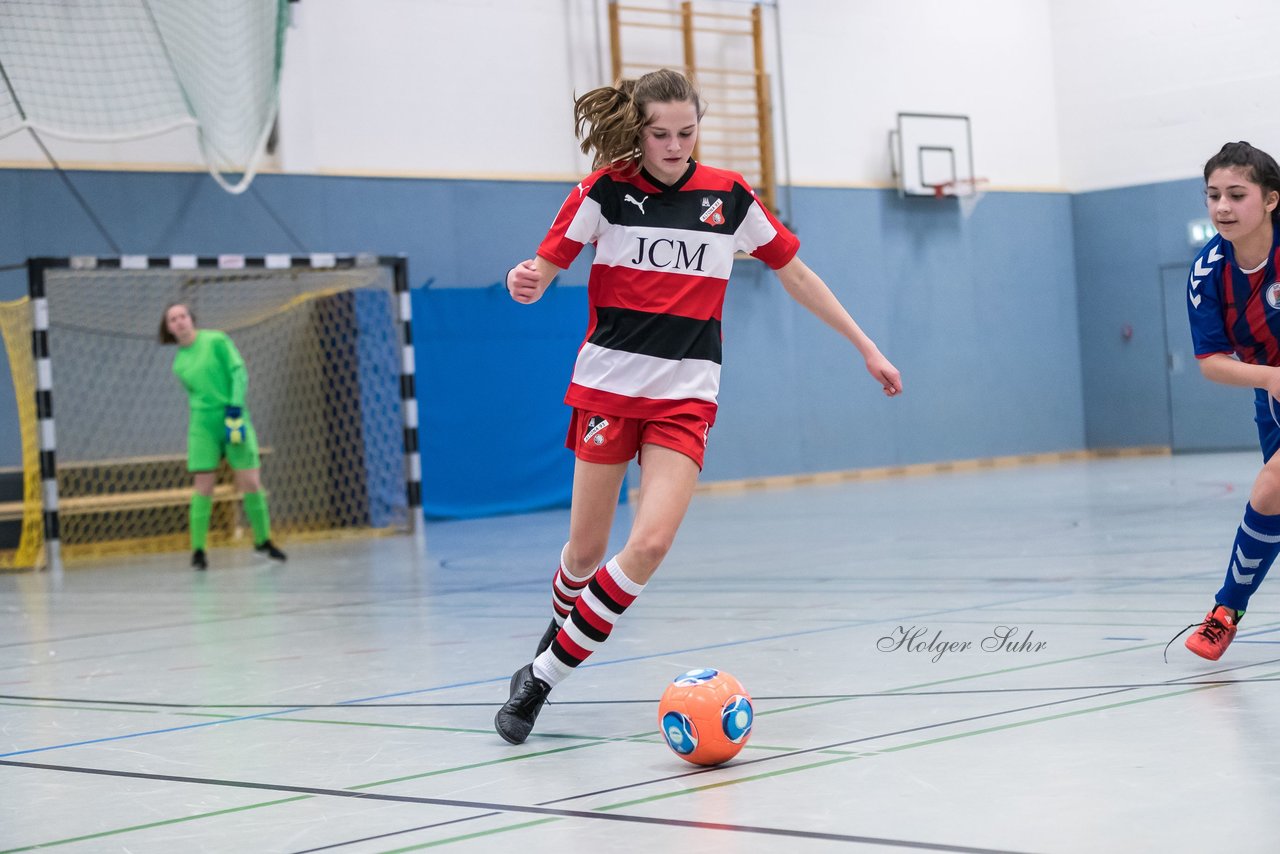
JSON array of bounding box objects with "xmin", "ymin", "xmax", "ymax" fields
[
  {"xmin": 699, "ymin": 196, "xmax": 725, "ymax": 226},
  {"xmin": 583, "ymin": 415, "xmax": 610, "ymax": 446},
  {"xmin": 1267, "ymin": 282, "xmax": 1280, "ymax": 310}
]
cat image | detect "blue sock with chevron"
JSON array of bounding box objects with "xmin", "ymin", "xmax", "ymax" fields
[{"xmin": 1214, "ymin": 502, "xmax": 1280, "ymax": 614}]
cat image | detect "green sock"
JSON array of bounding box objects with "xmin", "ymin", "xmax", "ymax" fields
[
  {"xmin": 190, "ymin": 493, "xmax": 213, "ymax": 551},
  {"xmin": 243, "ymin": 491, "xmax": 271, "ymax": 546}
]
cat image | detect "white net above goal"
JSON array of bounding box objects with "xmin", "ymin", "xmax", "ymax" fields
[{"xmin": 0, "ymin": 0, "xmax": 287, "ymax": 193}]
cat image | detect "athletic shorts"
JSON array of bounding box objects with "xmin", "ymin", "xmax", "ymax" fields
[
  {"xmin": 188, "ymin": 407, "xmax": 261, "ymax": 472},
  {"xmin": 565, "ymin": 407, "xmax": 710, "ymax": 469}
]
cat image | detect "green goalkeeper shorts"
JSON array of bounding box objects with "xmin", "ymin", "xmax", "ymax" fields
[{"xmin": 187, "ymin": 408, "xmax": 261, "ymax": 472}]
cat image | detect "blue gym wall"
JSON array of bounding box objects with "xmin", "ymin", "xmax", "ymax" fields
[
  {"xmin": 1071, "ymin": 178, "xmax": 1206, "ymax": 449},
  {"xmin": 1, "ymin": 167, "xmax": 1091, "ymax": 516}
]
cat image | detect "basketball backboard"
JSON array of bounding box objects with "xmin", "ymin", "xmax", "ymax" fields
[{"xmin": 889, "ymin": 112, "xmax": 975, "ymax": 197}]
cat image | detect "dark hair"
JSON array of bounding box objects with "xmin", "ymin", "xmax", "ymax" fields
[
  {"xmin": 1204, "ymin": 141, "xmax": 1280, "ymax": 224},
  {"xmin": 573, "ymin": 68, "xmax": 705, "ymax": 175},
  {"xmin": 158, "ymin": 302, "xmax": 194, "ymax": 345}
]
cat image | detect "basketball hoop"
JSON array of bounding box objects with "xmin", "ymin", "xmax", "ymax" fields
[
  {"xmin": 928, "ymin": 177, "xmax": 989, "ymax": 199},
  {"xmin": 927, "ymin": 177, "xmax": 990, "ymax": 219}
]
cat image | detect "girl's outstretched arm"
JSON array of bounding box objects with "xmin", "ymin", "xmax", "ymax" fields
[{"xmin": 775, "ymin": 256, "xmax": 902, "ymax": 396}]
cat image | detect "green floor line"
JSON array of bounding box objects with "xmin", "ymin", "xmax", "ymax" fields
[
  {"xmin": 0, "ymin": 796, "xmax": 310, "ymax": 854},
  {"xmin": 879, "ymin": 685, "xmax": 1220, "ymax": 753},
  {"xmin": 0, "ymin": 701, "xmax": 158, "ymax": 715},
  {"xmin": 378, "ymin": 818, "xmax": 560, "ymax": 853},
  {"xmin": 14, "ymin": 631, "xmax": 1280, "ymax": 851},
  {"xmin": 350, "ymin": 740, "xmax": 623, "ymax": 789},
  {"xmin": 577, "ymin": 672, "xmax": 1272, "ymax": 817}
]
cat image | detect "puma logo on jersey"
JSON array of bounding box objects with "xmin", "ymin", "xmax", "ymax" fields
[
  {"xmin": 624, "ymin": 194, "xmax": 649, "ymax": 214},
  {"xmin": 576, "ymin": 182, "xmax": 591, "ymax": 197}
]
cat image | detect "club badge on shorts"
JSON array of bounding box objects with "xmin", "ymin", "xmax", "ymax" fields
[{"xmin": 583, "ymin": 415, "xmax": 610, "ymax": 446}]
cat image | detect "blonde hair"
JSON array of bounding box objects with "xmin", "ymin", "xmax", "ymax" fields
[{"xmin": 574, "ymin": 68, "xmax": 704, "ymax": 175}]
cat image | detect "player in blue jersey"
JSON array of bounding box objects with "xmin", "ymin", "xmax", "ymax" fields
[{"xmin": 1177, "ymin": 141, "xmax": 1280, "ymax": 659}]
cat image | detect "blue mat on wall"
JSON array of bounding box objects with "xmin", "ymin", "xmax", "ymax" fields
[{"xmin": 413, "ymin": 285, "xmax": 587, "ymax": 519}]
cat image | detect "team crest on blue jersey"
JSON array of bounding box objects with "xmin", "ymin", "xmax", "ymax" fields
[
  {"xmin": 1267, "ymin": 282, "xmax": 1280, "ymax": 310},
  {"xmin": 699, "ymin": 196, "xmax": 725, "ymax": 226},
  {"xmin": 673, "ymin": 668, "xmax": 719, "ymax": 686}
]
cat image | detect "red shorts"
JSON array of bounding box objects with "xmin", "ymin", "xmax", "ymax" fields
[{"xmin": 565, "ymin": 408, "xmax": 710, "ymax": 469}]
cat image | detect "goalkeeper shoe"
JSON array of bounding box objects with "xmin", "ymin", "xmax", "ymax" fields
[
  {"xmin": 255, "ymin": 540, "xmax": 287, "ymax": 562},
  {"xmin": 224, "ymin": 406, "xmax": 245, "ymax": 445},
  {"xmin": 191, "ymin": 549, "xmax": 208, "ymax": 571},
  {"xmin": 1184, "ymin": 605, "xmax": 1240, "ymax": 661}
]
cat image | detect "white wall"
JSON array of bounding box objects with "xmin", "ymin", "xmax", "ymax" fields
[
  {"xmin": 1050, "ymin": 0, "xmax": 1280, "ymax": 192},
  {"xmin": 4, "ymin": 0, "xmax": 1278, "ymax": 193},
  {"xmin": 277, "ymin": 0, "xmax": 1069, "ymax": 191},
  {"xmin": 776, "ymin": 0, "xmax": 1061, "ymax": 190}
]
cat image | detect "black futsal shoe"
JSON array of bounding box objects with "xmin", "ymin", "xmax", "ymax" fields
[
  {"xmin": 191, "ymin": 549, "xmax": 208, "ymax": 571},
  {"xmin": 535, "ymin": 619, "xmax": 560, "ymax": 657},
  {"xmin": 495, "ymin": 663, "xmax": 552, "ymax": 744},
  {"xmin": 254, "ymin": 540, "xmax": 287, "ymax": 562}
]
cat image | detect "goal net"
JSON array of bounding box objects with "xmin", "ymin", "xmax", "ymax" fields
[
  {"xmin": 0, "ymin": 255, "xmax": 421, "ymax": 570},
  {"xmin": 0, "ymin": 0, "xmax": 287, "ymax": 193}
]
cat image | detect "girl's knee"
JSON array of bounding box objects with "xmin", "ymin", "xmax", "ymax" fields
[{"xmin": 564, "ymin": 541, "xmax": 607, "ymax": 576}]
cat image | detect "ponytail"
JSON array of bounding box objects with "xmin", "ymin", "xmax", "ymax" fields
[{"xmin": 574, "ymin": 69, "xmax": 704, "ymax": 175}]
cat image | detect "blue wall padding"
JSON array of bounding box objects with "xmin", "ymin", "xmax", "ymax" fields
[
  {"xmin": 413, "ymin": 285, "xmax": 587, "ymax": 519},
  {"xmin": 354, "ymin": 289, "xmax": 407, "ymax": 526}
]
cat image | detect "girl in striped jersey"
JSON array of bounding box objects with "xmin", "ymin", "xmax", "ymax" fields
[
  {"xmin": 495, "ymin": 69, "xmax": 901, "ymax": 744},
  {"xmin": 1177, "ymin": 142, "xmax": 1280, "ymax": 660}
]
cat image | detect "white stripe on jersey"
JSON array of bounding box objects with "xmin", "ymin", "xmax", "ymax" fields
[
  {"xmin": 565, "ymin": 195, "xmax": 604, "ymax": 246},
  {"xmin": 734, "ymin": 200, "xmax": 783, "ymax": 255},
  {"xmin": 572, "ymin": 341, "xmax": 720, "ymax": 402},
  {"xmin": 593, "ymin": 225, "xmax": 737, "ymax": 279}
]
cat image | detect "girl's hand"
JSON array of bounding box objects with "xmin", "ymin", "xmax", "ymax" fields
[
  {"xmin": 507, "ymin": 259, "xmax": 544, "ymax": 304},
  {"xmin": 1268, "ymin": 366, "xmax": 1280, "ymax": 403},
  {"xmin": 866, "ymin": 352, "xmax": 902, "ymax": 397}
]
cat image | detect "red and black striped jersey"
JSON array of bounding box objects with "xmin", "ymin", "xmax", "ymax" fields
[
  {"xmin": 537, "ymin": 160, "xmax": 799, "ymax": 424},
  {"xmin": 1187, "ymin": 228, "xmax": 1280, "ymax": 366}
]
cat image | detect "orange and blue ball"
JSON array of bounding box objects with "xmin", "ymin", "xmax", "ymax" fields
[{"xmin": 658, "ymin": 668, "xmax": 753, "ymax": 766}]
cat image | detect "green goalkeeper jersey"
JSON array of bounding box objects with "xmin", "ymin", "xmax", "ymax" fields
[{"xmin": 172, "ymin": 330, "xmax": 249, "ymax": 412}]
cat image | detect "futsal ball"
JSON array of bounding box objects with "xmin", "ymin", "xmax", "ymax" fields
[{"xmin": 658, "ymin": 668, "xmax": 753, "ymax": 766}]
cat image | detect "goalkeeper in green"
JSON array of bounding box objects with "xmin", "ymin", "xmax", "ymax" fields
[{"xmin": 160, "ymin": 303, "xmax": 286, "ymax": 570}]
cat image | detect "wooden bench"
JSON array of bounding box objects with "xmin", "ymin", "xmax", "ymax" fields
[{"xmin": 0, "ymin": 450, "xmax": 270, "ymax": 540}]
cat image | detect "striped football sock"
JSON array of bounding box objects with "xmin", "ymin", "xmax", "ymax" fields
[
  {"xmin": 1215, "ymin": 502, "xmax": 1280, "ymax": 612},
  {"xmin": 552, "ymin": 544, "xmax": 594, "ymax": 626},
  {"xmin": 532, "ymin": 556, "xmax": 645, "ymax": 687}
]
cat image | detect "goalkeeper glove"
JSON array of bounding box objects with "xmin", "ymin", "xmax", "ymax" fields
[{"xmin": 224, "ymin": 406, "xmax": 245, "ymax": 445}]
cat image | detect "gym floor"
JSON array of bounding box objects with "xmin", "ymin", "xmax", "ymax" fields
[{"xmin": 3, "ymin": 450, "xmax": 1278, "ymax": 853}]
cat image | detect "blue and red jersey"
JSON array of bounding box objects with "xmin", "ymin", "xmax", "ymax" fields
[
  {"xmin": 1187, "ymin": 226, "xmax": 1280, "ymax": 366},
  {"xmin": 537, "ymin": 160, "xmax": 799, "ymax": 425}
]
